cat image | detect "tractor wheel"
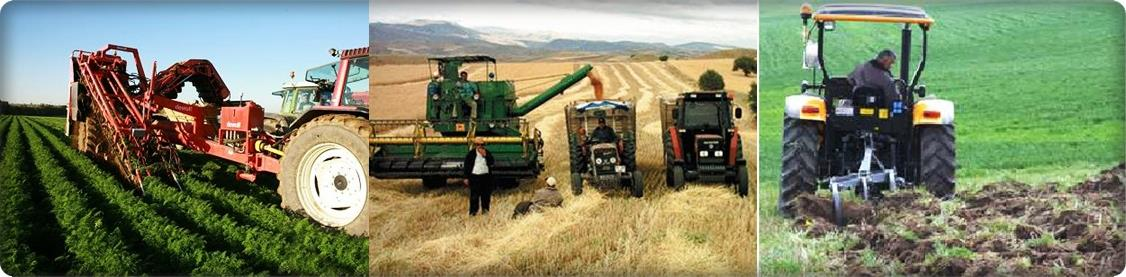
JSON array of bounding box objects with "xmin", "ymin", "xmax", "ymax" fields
[
  {"xmin": 422, "ymin": 177, "xmax": 446, "ymax": 189},
  {"xmin": 670, "ymin": 165, "xmax": 686, "ymax": 190},
  {"xmin": 780, "ymin": 118, "xmax": 820, "ymax": 217},
  {"xmin": 737, "ymin": 165, "xmax": 749, "ymax": 197},
  {"xmin": 571, "ymin": 173, "xmax": 583, "ymax": 196},
  {"xmin": 622, "ymin": 135, "xmax": 637, "ymax": 171},
  {"xmin": 918, "ymin": 125, "xmax": 956, "ymax": 199},
  {"xmin": 663, "ymin": 132, "xmax": 678, "ymax": 188},
  {"xmin": 630, "ymin": 170, "xmax": 644, "ymax": 198},
  {"xmin": 279, "ymin": 114, "xmax": 371, "ymax": 236},
  {"xmin": 568, "ymin": 135, "xmax": 584, "ymax": 175}
]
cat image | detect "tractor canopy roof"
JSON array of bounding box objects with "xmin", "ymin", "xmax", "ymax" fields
[
  {"xmin": 574, "ymin": 100, "xmax": 630, "ymax": 112},
  {"xmin": 808, "ymin": 3, "xmax": 933, "ymax": 27},
  {"xmin": 428, "ymin": 55, "xmax": 497, "ymax": 64}
]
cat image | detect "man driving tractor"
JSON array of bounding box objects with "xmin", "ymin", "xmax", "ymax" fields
[
  {"xmin": 848, "ymin": 49, "xmax": 900, "ymax": 101},
  {"xmin": 589, "ymin": 117, "xmax": 618, "ymax": 143}
]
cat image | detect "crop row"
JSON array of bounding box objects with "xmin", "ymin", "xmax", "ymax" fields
[
  {"xmin": 0, "ymin": 117, "xmax": 46, "ymax": 274},
  {"xmin": 21, "ymin": 118, "xmax": 250, "ymax": 274},
  {"xmin": 23, "ymin": 117, "xmax": 365, "ymax": 275},
  {"xmin": 17, "ymin": 118, "xmax": 142, "ymax": 274}
]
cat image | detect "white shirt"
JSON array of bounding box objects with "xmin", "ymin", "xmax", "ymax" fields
[{"xmin": 471, "ymin": 151, "xmax": 489, "ymax": 175}]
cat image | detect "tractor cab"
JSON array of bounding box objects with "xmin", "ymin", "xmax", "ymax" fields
[
  {"xmin": 425, "ymin": 56, "xmax": 518, "ymax": 135},
  {"xmin": 271, "ymin": 78, "xmax": 320, "ymax": 118},
  {"xmin": 304, "ymin": 50, "xmax": 370, "ymax": 108}
]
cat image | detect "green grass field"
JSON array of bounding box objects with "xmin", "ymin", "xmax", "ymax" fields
[{"xmin": 757, "ymin": 1, "xmax": 1124, "ymax": 274}]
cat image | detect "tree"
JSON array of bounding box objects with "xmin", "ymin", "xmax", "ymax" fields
[
  {"xmin": 658, "ymin": 55, "xmax": 669, "ymax": 62},
  {"xmin": 698, "ymin": 70, "xmax": 725, "ymax": 91},
  {"xmin": 732, "ymin": 56, "xmax": 757, "ymax": 76}
]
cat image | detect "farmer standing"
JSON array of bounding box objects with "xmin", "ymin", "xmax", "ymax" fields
[{"xmin": 463, "ymin": 137, "xmax": 495, "ymax": 216}]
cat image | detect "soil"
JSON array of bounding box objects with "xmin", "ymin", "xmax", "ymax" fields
[{"xmin": 790, "ymin": 163, "xmax": 1126, "ymax": 276}]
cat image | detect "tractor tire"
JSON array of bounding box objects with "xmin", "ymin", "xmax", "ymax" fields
[
  {"xmin": 737, "ymin": 165, "xmax": 749, "ymax": 198},
  {"xmin": 663, "ymin": 132, "xmax": 677, "ymax": 187},
  {"xmin": 571, "ymin": 173, "xmax": 583, "ymax": 196},
  {"xmin": 918, "ymin": 125, "xmax": 956, "ymax": 199},
  {"xmin": 422, "ymin": 177, "xmax": 446, "ymax": 189},
  {"xmin": 670, "ymin": 165, "xmax": 686, "ymax": 190},
  {"xmin": 780, "ymin": 118, "xmax": 820, "ymax": 218},
  {"xmin": 568, "ymin": 135, "xmax": 584, "ymax": 175},
  {"xmin": 630, "ymin": 170, "xmax": 644, "ymax": 198},
  {"xmin": 734, "ymin": 136, "xmax": 749, "ymax": 197},
  {"xmin": 623, "ymin": 134, "xmax": 637, "ymax": 171},
  {"xmin": 279, "ymin": 114, "xmax": 371, "ymax": 236}
]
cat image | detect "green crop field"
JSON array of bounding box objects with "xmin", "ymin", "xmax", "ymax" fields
[
  {"xmin": 758, "ymin": 0, "xmax": 1124, "ymax": 275},
  {"xmin": 0, "ymin": 115, "xmax": 366, "ymax": 275}
]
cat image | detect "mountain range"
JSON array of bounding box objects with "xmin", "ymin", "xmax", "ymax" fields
[{"xmin": 370, "ymin": 20, "xmax": 738, "ymax": 59}]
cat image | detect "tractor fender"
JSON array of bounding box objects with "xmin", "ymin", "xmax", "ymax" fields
[
  {"xmin": 287, "ymin": 107, "xmax": 369, "ymax": 134},
  {"xmin": 727, "ymin": 129, "xmax": 740, "ymax": 166},
  {"xmin": 784, "ymin": 94, "xmax": 826, "ymax": 121},
  {"xmin": 913, "ymin": 99, "xmax": 955, "ymax": 125}
]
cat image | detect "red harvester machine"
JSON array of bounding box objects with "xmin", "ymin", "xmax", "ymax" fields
[{"xmin": 66, "ymin": 44, "xmax": 372, "ymax": 235}]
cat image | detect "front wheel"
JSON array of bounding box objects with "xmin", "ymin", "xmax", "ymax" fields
[
  {"xmin": 279, "ymin": 115, "xmax": 371, "ymax": 236},
  {"xmin": 630, "ymin": 170, "xmax": 644, "ymax": 198},
  {"xmin": 917, "ymin": 125, "xmax": 956, "ymax": 199},
  {"xmin": 736, "ymin": 165, "xmax": 749, "ymax": 197}
]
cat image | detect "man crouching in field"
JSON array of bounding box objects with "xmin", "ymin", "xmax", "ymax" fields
[{"xmin": 512, "ymin": 177, "xmax": 564, "ymax": 218}]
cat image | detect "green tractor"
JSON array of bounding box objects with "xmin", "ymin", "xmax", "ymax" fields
[
  {"xmin": 369, "ymin": 56, "xmax": 600, "ymax": 189},
  {"xmin": 263, "ymin": 52, "xmax": 370, "ymax": 135}
]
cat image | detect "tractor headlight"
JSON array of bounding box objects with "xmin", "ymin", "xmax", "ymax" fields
[
  {"xmin": 699, "ymin": 151, "xmax": 709, "ymax": 157},
  {"xmin": 595, "ymin": 158, "xmax": 603, "ymax": 165},
  {"xmin": 609, "ymin": 157, "xmax": 617, "ymax": 164},
  {"xmin": 714, "ymin": 151, "xmax": 724, "ymax": 157}
]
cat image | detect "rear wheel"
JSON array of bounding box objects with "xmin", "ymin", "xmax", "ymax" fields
[
  {"xmin": 630, "ymin": 170, "xmax": 644, "ymax": 198},
  {"xmin": 571, "ymin": 173, "xmax": 583, "ymax": 196},
  {"xmin": 279, "ymin": 114, "xmax": 371, "ymax": 236},
  {"xmin": 918, "ymin": 125, "xmax": 956, "ymax": 199},
  {"xmin": 780, "ymin": 118, "xmax": 820, "ymax": 217}
]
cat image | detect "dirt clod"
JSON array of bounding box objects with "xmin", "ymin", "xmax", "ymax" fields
[{"xmin": 789, "ymin": 163, "xmax": 1126, "ymax": 276}]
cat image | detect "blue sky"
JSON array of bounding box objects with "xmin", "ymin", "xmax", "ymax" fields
[{"xmin": 0, "ymin": 0, "xmax": 365, "ymax": 111}]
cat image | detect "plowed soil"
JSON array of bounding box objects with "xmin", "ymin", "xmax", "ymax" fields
[{"xmin": 791, "ymin": 164, "xmax": 1126, "ymax": 276}]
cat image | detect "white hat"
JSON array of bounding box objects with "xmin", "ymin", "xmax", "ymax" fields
[{"xmin": 546, "ymin": 177, "xmax": 557, "ymax": 187}]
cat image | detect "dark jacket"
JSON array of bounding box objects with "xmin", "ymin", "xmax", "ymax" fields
[
  {"xmin": 463, "ymin": 148, "xmax": 496, "ymax": 177},
  {"xmin": 590, "ymin": 126, "xmax": 618, "ymax": 143},
  {"xmin": 848, "ymin": 60, "xmax": 899, "ymax": 100}
]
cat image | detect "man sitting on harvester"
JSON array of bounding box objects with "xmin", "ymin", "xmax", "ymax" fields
[{"xmin": 457, "ymin": 70, "xmax": 478, "ymax": 120}]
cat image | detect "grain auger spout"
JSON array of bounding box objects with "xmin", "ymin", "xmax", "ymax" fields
[{"xmin": 511, "ymin": 64, "xmax": 600, "ymax": 116}]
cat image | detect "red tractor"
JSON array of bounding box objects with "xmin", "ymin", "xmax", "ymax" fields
[{"xmin": 66, "ymin": 44, "xmax": 372, "ymax": 235}]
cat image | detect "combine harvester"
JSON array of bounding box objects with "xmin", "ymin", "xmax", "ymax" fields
[
  {"xmin": 66, "ymin": 44, "xmax": 373, "ymax": 235},
  {"xmin": 369, "ymin": 56, "xmax": 601, "ymax": 189}
]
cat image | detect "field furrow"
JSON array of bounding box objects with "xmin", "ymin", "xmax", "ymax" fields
[
  {"xmin": 18, "ymin": 118, "xmax": 142, "ymax": 274},
  {"xmin": 22, "ymin": 118, "xmax": 249, "ymax": 274},
  {"xmin": 0, "ymin": 117, "xmax": 47, "ymax": 274}
]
